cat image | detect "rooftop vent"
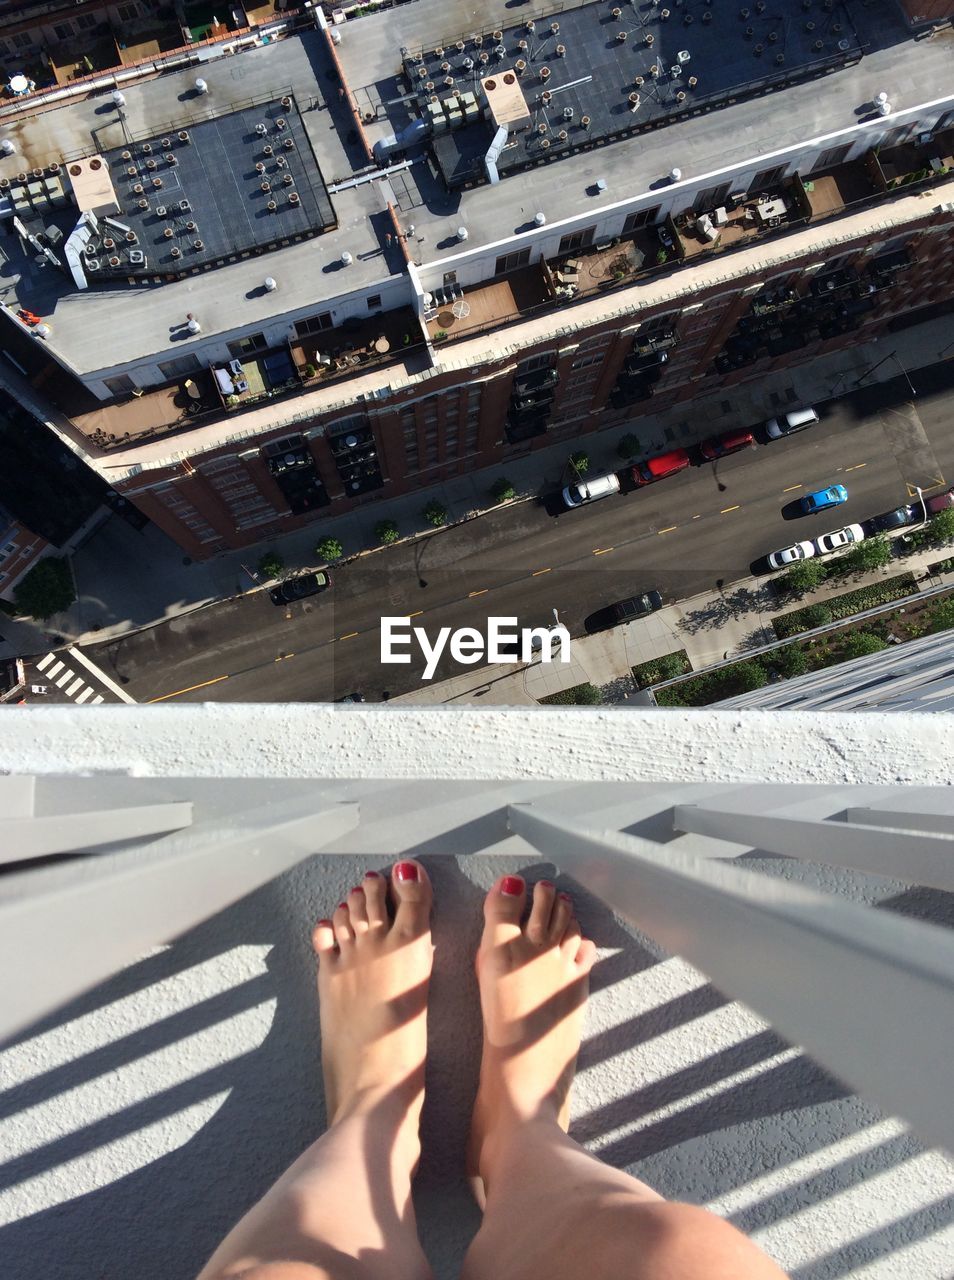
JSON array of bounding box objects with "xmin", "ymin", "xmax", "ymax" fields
[
  {"xmin": 179, "ymin": 199, "xmax": 191, "ymax": 212},
  {"xmin": 186, "ymin": 313, "xmax": 201, "ymax": 334},
  {"xmin": 264, "ymin": 276, "xmax": 277, "ymax": 291},
  {"xmin": 195, "ymin": 78, "xmax": 208, "ymax": 94},
  {"xmin": 288, "ymin": 192, "xmax": 300, "ymax": 206},
  {"xmin": 267, "ymin": 199, "xmax": 278, "ymax": 211},
  {"xmin": 161, "ymin": 138, "xmax": 171, "ymax": 149},
  {"xmin": 276, "ymin": 118, "xmax": 287, "ymax": 130},
  {"xmin": 112, "ymin": 90, "xmax": 125, "ymax": 107},
  {"xmin": 281, "ymin": 95, "xmax": 292, "ymax": 108},
  {"xmin": 129, "ymin": 249, "xmax": 145, "ymax": 264},
  {"xmin": 155, "ymin": 205, "xmax": 167, "ymax": 217},
  {"xmin": 457, "ymin": 226, "xmax": 468, "ymax": 240},
  {"xmin": 108, "ymin": 255, "xmax": 121, "ymax": 267},
  {"xmin": 256, "ymin": 123, "xmax": 268, "ymax": 136},
  {"xmin": 341, "ymin": 251, "xmax": 353, "ymax": 265},
  {"xmin": 170, "ymin": 246, "xmax": 182, "ymax": 258},
  {"xmin": 178, "ymin": 130, "xmax": 190, "ymax": 143},
  {"xmin": 193, "ymin": 239, "xmax": 204, "ymax": 250},
  {"xmin": 283, "ymin": 138, "xmax": 295, "ymax": 150},
  {"xmin": 534, "ymin": 210, "xmax": 546, "ymax": 226},
  {"xmin": 165, "ymin": 153, "xmax": 177, "ymax": 165},
  {"xmin": 152, "ymin": 177, "xmax": 163, "ymax": 188},
  {"xmin": 121, "ymin": 149, "xmax": 132, "ymax": 161},
  {"xmin": 86, "ymin": 258, "xmax": 101, "ymax": 271}
]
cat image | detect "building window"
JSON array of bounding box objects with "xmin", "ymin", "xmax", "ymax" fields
[
  {"xmin": 158, "ymin": 354, "xmax": 201, "ymax": 380},
  {"xmin": 227, "ymin": 332, "xmax": 267, "ymax": 358},
  {"xmin": 442, "ymin": 271, "xmax": 458, "ymax": 286},
  {"xmin": 495, "ymin": 248, "xmax": 531, "ymax": 274},
  {"xmin": 366, "ymin": 295, "xmax": 382, "ymax": 310},
  {"xmin": 52, "ymin": 21, "xmax": 74, "ymax": 38},
  {"xmin": 558, "ymin": 227, "xmax": 595, "ymax": 254},
  {"xmin": 693, "ymin": 183, "xmax": 731, "ymax": 212},
  {"xmin": 811, "ymin": 144, "xmax": 851, "ymax": 172},
  {"xmin": 622, "ymin": 207, "xmax": 660, "ymax": 234},
  {"xmin": 116, "ymin": 2, "xmax": 139, "ymax": 19},
  {"xmin": 516, "ymin": 352, "xmax": 555, "ymax": 375},
  {"xmin": 13, "ymin": 31, "xmax": 33, "ymax": 47},
  {"xmin": 77, "ymin": 13, "xmax": 97, "ymax": 27},
  {"xmin": 750, "ymin": 165, "xmax": 787, "ymax": 191},
  {"xmin": 294, "ymin": 313, "xmax": 332, "ymax": 338},
  {"xmin": 104, "ymin": 374, "xmax": 137, "ymax": 396}
]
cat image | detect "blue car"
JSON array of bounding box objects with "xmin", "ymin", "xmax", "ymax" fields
[{"xmin": 800, "ymin": 484, "xmax": 847, "ymax": 515}]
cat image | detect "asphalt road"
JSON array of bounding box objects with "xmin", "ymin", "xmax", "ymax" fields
[{"xmin": 91, "ymin": 366, "xmax": 954, "ymax": 703}]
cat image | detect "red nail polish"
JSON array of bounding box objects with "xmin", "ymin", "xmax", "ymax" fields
[
  {"xmin": 350, "ymin": 886, "xmax": 364, "ymax": 895},
  {"xmin": 337, "ymin": 902, "xmax": 348, "ymax": 910},
  {"xmin": 539, "ymin": 880, "xmax": 555, "ymax": 888},
  {"xmin": 501, "ymin": 876, "xmax": 524, "ymax": 896},
  {"xmin": 364, "ymin": 870, "xmax": 381, "ymax": 879},
  {"xmin": 559, "ymin": 892, "xmax": 572, "ymax": 903},
  {"xmin": 316, "ymin": 919, "xmax": 332, "ymax": 927},
  {"xmin": 395, "ymin": 862, "xmax": 419, "ymax": 882}
]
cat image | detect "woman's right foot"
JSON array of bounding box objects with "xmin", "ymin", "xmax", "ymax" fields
[{"xmin": 468, "ymin": 875, "xmax": 597, "ymax": 1203}]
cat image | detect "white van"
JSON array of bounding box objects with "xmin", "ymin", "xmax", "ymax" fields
[
  {"xmin": 764, "ymin": 406, "xmax": 819, "ymax": 439},
  {"xmin": 562, "ymin": 472, "xmax": 621, "ymax": 508}
]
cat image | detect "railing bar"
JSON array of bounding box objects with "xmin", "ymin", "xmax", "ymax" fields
[
  {"xmin": 0, "ymin": 798, "xmax": 359, "ymax": 1045},
  {"xmin": 672, "ymin": 805, "xmax": 954, "ymax": 891},
  {"xmin": 845, "ymin": 807, "xmax": 954, "ymax": 837},
  {"xmin": 508, "ymin": 803, "xmax": 954, "ymax": 1153},
  {"xmin": 0, "ymin": 803, "xmax": 194, "ymax": 864}
]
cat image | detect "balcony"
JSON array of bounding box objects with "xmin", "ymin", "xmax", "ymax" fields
[
  {"xmin": 874, "ymin": 131, "xmax": 954, "ymax": 191},
  {"xmin": 802, "ymin": 157, "xmax": 883, "ymax": 219},
  {"xmin": 425, "ymin": 264, "xmax": 553, "ymax": 344},
  {"xmin": 1, "ymin": 710, "xmax": 953, "ymax": 1280},
  {"xmin": 292, "ymin": 307, "xmax": 427, "ymax": 385}
]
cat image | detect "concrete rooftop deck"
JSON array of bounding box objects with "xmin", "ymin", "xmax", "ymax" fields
[{"xmin": 0, "ymin": 707, "xmax": 952, "ymax": 1280}]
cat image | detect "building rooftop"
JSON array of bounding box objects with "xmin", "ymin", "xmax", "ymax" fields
[{"xmin": 0, "ymin": 0, "xmax": 949, "ymax": 383}]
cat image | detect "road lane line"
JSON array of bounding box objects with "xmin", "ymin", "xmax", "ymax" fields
[
  {"xmin": 148, "ymin": 674, "xmax": 230, "ymax": 703},
  {"xmin": 468, "ymin": 588, "xmax": 489, "ymax": 597},
  {"xmin": 338, "ymin": 631, "xmax": 359, "ymax": 640},
  {"xmin": 720, "ymin": 504, "xmax": 741, "ymax": 514},
  {"xmin": 691, "ymin": 514, "xmax": 702, "ymax": 520},
  {"xmin": 532, "ymin": 568, "xmax": 552, "ymax": 576},
  {"xmin": 407, "ymin": 610, "xmax": 424, "ymax": 618},
  {"xmin": 844, "ymin": 463, "xmax": 868, "ymax": 473},
  {"xmin": 593, "ymin": 547, "xmax": 614, "ymax": 556},
  {"xmin": 783, "ymin": 484, "xmax": 802, "ymax": 493},
  {"xmin": 657, "ymin": 526, "xmax": 678, "ymax": 535},
  {"xmin": 68, "ymin": 646, "xmax": 137, "ymax": 704},
  {"xmin": 46, "ymin": 660, "xmax": 64, "ymax": 678}
]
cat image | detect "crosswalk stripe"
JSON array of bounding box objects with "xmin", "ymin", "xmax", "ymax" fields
[
  {"xmin": 37, "ymin": 653, "xmax": 56, "ymax": 672},
  {"xmin": 66, "ymin": 678, "xmax": 85, "ymax": 697},
  {"xmin": 55, "ymin": 669, "xmax": 74, "ymax": 688},
  {"xmin": 91, "ymin": 695, "xmax": 105, "ymax": 704},
  {"xmin": 46, "ymin": 661, "xmax": 64, "ymax": 678},
  {"xmin": 76, "ymin": 688, "xmax": 94, "ymax": 704}
]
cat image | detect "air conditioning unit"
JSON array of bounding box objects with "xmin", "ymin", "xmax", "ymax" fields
[
  {"xmin": 155, "ymin": 205, "xmax": 167, "ymax": 217},
  {"xmin": 179, "ymin": 199, "xmax": 191, "ymax": 212},
  {"xmin": 129, "ymin": 249, "xmax": 146, "ymax": 265},
  {"xmin": 85, "ymin": 258, "xmax": 101, "ymax": 271}
]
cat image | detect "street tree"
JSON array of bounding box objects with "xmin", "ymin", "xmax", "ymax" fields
[
  {"xmin": 13, "ymin": 557, "xmax": 75, "ymax": 621},
  {"xmin": 782, "ymin": 559, "xmax": 827, "ymax": 595}
]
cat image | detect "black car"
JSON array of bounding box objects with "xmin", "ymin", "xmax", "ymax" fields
[
  {"xmin": 269, "ymin": 570, "xmax": 332, "ymax": 605},
  {"xmin": 335, "ymin": 692, "xmax": 365, "ymax": 703},
  {"xmin": 612, "ymin": 590, "xmax": 664, "ymax": 623},
  {"xmin": 869, "ymin": 505, "xmax": 915, "ymax": 534}
]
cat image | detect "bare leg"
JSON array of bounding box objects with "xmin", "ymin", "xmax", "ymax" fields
[
  {"xmin": 196, "ymin": 862, "xmax": 435, "ymax": 1280},
  {"xmin": 463, "ymin": 875, "xmax": 789, "ymax": 1280}
]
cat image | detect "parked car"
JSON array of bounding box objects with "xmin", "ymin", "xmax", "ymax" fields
[
  {"xmin": 562, "ymin": 472, "xmax": 621, "ymax": 508},
  {"xmin": 764, "ymin": 407, "xmax": 819, "ymax": 439},
  {"xmin": 800, "ymin": 484, "xmax": 847, "ymax": 515},
  {"xmin": 925, "ymin": 486, "xmax": 954, "ymax": 515},
  {"xmin": 815, "ymin": 524, "xmax": 866, "ymax": 555},
  {"xmin": 336, "ymin": 692, "xmax": 365, "ymax": 703},
  {"xmin": 632, "ymin": 448, "xmax": 690, "ymax": 486},
  {"xmin": 700, "ymin": 429, "xmax": 755, "ymax": 461},
  {"xmin": 269, "ymin": 570, "xmax": 332, "ymax": 605},
  {"xmin": 869, "ymin": 505, "xmax": 916, "ymax": 533},
  {"xmin": 767, "ymin": 540, "xmax": 816, "ymax": 570},
  {"xmin": 612, "ymin": 589, "xmax": 664, "ymax": 622}
]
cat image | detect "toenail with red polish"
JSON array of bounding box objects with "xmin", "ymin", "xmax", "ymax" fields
[
  {"xmin": 350, "ymin": 886, "xmax": 364, "ymax": 894},
  {"xmin": 559, "ymin": 892, "xmax": 572, "ymax": 903},
  {"xmin": 539, "ymin": 880, "xmax": 554, "ymax": 888},
  {"xmin": 317, "ymin": 919, "xmax": 332, "ymax": 927},
  {"xmin": 501, "ymin": 876, "xmax": 524, "ymax": 896},
  {"xmin": 338, "ymin": 902, "xmax": 348, "ymax": 910},
  {"xmin": 395, "ymin": 862, "xmax": 419, "ymax": 882},
  {"xmin": 364, "ymin": 870, "xmax": 381, "ymax": 878}
]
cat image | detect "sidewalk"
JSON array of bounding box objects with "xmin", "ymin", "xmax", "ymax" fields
[
  {"xmin": 4, "ymin": 309, "xmax": 954, "ymax": 657},
  {"xmin": 396, "ymin": 539, "xmax": 954, "ymax": 705}
]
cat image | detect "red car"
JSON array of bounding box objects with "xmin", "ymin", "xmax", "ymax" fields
[
  {"xmin": 699, "ymin": 429, "xmax": 755, "ymax": 461},
  {"xmin": 925, "ymin": 486, "xmax": 954, "ymax": 515},
  {"xmin": 632, "ymin": 448, "xmax": 690, "ymax": 486}
]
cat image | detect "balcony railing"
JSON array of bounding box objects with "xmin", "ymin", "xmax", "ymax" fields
[{"xmin": 2, "ymin": 771, "xmax": 952, "ymax": 1155}]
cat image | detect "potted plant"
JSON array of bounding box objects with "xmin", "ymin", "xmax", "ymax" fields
[
  {"xmin": 302, "ymin": 362, "xmax": 317, "ymax": 379},
  {"xmin": 434, "ymin": 330, "xmax": 448, "ymax": 342},
  {"xmin": 656, "ymin": 249, "xmax": 668, "ymax": 265}
]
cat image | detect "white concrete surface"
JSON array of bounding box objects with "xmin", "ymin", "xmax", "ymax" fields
[{"xmin": 0, "ymin": 707, "xmax": 952, "ymax": 1280}]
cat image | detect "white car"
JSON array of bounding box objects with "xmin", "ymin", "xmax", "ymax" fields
[
  {"xmin": 815, "ymin": 524, "xmax": 866, "ymax": 556},
  {"xmin": 767, "ymin": 540, "xmax": 816, "ymax": 571}
]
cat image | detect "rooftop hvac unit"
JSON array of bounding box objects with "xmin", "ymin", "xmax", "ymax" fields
[
  {"xmin": 256, "ymin": 123, "xmax": 268, "ymax": 136},
  {"xmin": 677, "ymin": 49, "xmax": 690, "ymax": 62},
  {"xmin": 129, "ymin": 249, "xmax": 145, "ymax": 264},
  {"xmin": 155, "ymin": 205, "xmax": 167, "ymax": 217},
  {"xmin": 86, "ymin": 258, "xmax": 101, "ymax": 271},
  {"xmin": 179, "ymin": 199, "xmax": 191, "ymax": 212}
]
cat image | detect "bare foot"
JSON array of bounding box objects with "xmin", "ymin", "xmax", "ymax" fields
[
  {"xmin": 312, "ymin": 861, "xmax": 433, "ymax": 1153},
  {"xmin": 468, "ymin": 875, "xmax": 597, "ymax": 1203}
]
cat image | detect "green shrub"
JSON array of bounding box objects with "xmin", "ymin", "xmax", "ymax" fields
[
  {"xmin": 540, "ymin": 682, "xmax": 603, "ymax": 705},
  {"xmin": 422, "ymin": 501, "xmax": 448, "ymax": 527},
  {"xmin": 654, "ymin": 659, "xmax": 767, "ymax": 707},
  {"xmin": 490, "ymin": 477, "xmax": 516, "ymax": 503},
  {"xmin": 773, "ymin": 644, "xmax": 809, "ymax": 678},
  {"xmin": 927, "ymin": 598, "xmax": 954, "ymax": 635},
  {"xmin": 632, "ymin": 650, "xmax": 689, "ymax": 688},
  {"xmin": 839, "ymin": 631, "xmax": 888, "ymax": 659},
  {"xmin": 617, "ymin": 433, "xmax": 640, "ymax": 460},
  {"xmin": 569, "ymin": 451, "xmax": 589, "ymax": 475},
  {"xmin": 13, "ymin": 557, "xmax": 75, "ymax": 620},
  {"xmin": 840, "ymin": 534, "xmax": 892, "ymax": 575},
  {"xmin": 782, "ymin": 559, "xmax": 827, "ymax": 595},
  {"xmin": 375, "ymin": 520, "xmax": 400, "ymax": 545},
  {"xmin": 257, "ymin": 551, "xmax": 284, "ymax": 580},
  {"xmin": 316, "ymin": 537, "xmax": 343, "ymax": 563},
  {"xmin": 928, "ymin": 508, "xmax": 954, "ymax": 545},
  {"xmin": 302, "ymin": 362, "xmax": 317, "ymax": 379},
  {"xmin": 773, "ymin": 574, "xmax": 917, "ymax": 639},
  {"xmin": 929, "ymin": 556, "xmax": 954, "ymax": 575}
]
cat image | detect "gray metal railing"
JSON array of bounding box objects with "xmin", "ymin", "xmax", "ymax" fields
[{"xmin": 1, "ymin": 776, "xmax": 952, "ymax": 1151}]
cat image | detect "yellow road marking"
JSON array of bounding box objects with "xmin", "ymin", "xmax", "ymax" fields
[
  {"xmin": 907, "ymin": 476, "xmax": 945, "ymax": 496},
  {"xmin": 468, "ymin": 588, "xmax": 489, "ymax": 597},
  {"xmin": 783, "ymin": 484, "xmax": 802, "ymax": 493},
  {"xmin": 593, "ymin": 547, "xmax": 614, "ymax": 556},
  {"xmin": 148, "ymin": 674, "xmax": 230, "ymax": 703},
  {"xmin": 532, "ymin": 567, "xmax": 552, "ymax": 576},
  {"xmin": 274, "ymin": 653, "xmax": 296, "ymax": 662},
  {"xmin": 691, "ymin": 514, "xmax": 702, "ymax": 520},
  {"xmin": 657, "ymin": 525, "xmax": 678, "ymax": 535},
  {"xmin": 844, "ymin": 462, "xmax": 867, "ymax": 473},
  {"xmin": 339, "ymin": 631, "xmax": 359, "ymax": 640},
  {"xmin": 720, "ymin": 504, "xmax": 741, "ymax": 514},
  {"xmin": 407, "ymin": 610, "xmax": 424, "ymax": 618}
]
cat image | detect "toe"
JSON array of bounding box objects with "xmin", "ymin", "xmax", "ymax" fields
[
  {"xmin": 575, "ymin": 937, "xmax": 598, "ymax": 973},
  {"xmin": 348, "ymin": 884, "xmax": 369, "ymax": 933},
  {"xmin": 527, "ymin": 880, "xmax": 557, "ymax": 947},
  {"xmin": 362, "ymin": 869, "xmax": 388, "ymax": 928},
  {"xmin": 390, "ymin": 860, "xmax": 432, "ymax": 938},
  {"xmin": 311, "ymin": 918, "xmax": 337, "ymax": 959},
  {"xmin": 483, "ymin": 874, "xmax": 526, "ymax": 945},
  {"xmin": 333, "ymin": 900, "xmax": 355, "ymax": 947},
  {"xmin": 548, "ymin": 890, "xmax": 572, "ymax": 944},
  {"xmin": 560, "ymin": 916, "xmax": 582, "ymax": 962}
]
